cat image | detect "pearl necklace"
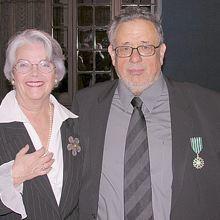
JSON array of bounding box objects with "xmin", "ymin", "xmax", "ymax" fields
[{"xmin": 46, "ymin": 102, "xmax": 53, "ymax": 150}]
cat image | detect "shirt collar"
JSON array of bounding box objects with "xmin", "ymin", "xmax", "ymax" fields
[
  {"xmin": 117, "ymin": 73, "xmax": 166, "ymax": 114},
  {"xmin": 0, "ymin": 90, "xmax": 26, "ymax": 123},
  {"xmin": 0, "ymin": 90, "xmax": 78, "ymax": 123},
  {"xmin": 50, "ymin": 95, "xmax": 78, "ymax": 123}
]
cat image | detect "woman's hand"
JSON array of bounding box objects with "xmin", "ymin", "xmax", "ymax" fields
[{"xmin": 12, "ymin": 144, "xmax": 54, "ymax": 186}]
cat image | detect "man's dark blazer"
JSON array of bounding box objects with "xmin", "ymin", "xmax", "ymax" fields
[
  {"xmin": 72, "ymin": 77, "xmax": 220, "ymax": 220},
  {"xmin": 0, "ymin": 118, "xmax": 82, "ymax": 220}
]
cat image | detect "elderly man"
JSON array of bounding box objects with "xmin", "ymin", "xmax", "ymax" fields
[{"xmin": 73, "ymin": 7, "xmax": 220, "ymax": 220}]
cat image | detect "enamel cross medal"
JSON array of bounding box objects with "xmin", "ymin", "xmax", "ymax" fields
[{"xmin": 190, "ymin": 137, "xmax": 204, "ymax": 169}]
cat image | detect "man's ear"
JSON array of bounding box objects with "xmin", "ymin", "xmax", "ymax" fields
[
  {"xmin": 108, "ymin": 45, "xmax": 116, "ymax": 66},
  {"xmin": 159, "ymin": 43, "xmax": 166, "ymax": 65}
]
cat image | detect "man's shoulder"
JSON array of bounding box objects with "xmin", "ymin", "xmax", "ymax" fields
[
  {"xmin": 167, "ymin": 78, "xmax": 220, "ymax": 110},
  {"xmin": 76, "ymin": 80, "xmax": 118, "ymax": 98},
  {"xmin": 168, "ymin": 78, "xmax": 220, "ymax": 98}
]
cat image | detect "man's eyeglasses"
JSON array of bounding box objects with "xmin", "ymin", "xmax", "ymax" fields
[
  {"xmin": 14, "ymin": 59, "xmax": 55, "ymax": 74},
  {"xmin": 114, "ymin": 44, "xmax": 161, "ymax": 58}
]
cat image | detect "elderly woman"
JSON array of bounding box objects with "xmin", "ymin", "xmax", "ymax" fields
[{"xmin": 0, "ymin": 29, "xmax": 82, "ymax": 219}]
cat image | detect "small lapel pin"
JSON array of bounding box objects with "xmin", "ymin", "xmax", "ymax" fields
[
  {"xmin": 190, "ymin": 137, "xmax": 204, "ymax": 169},
  {"xmin": 67, "ymin": 136, "xmax": 81, "ymax": 156}
]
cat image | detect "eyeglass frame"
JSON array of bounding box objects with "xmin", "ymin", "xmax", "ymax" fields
[
  {"xmin": 13, "ymin": 59, "xmax": 56, "ymax": 74},
  {"xmin": 113, "ymin": 44, "xmax": 161, "ymax": 58}
]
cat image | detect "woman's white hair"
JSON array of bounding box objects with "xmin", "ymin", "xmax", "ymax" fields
[{"xmin": 4, "ymin": 29, "xmax": 65, "ymax": 82}]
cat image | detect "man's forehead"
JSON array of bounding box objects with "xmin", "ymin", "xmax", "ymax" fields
[
  {"xmin": 114, "ymin": 20, "xmax": 159, "ymax": 45},
  {"xmin": 118, "ymin": 41, "xmax": 151, "ymax": 46},
  {"xmin": 116, "ymin": 19, "xmax": 156, "ymax": 31}
]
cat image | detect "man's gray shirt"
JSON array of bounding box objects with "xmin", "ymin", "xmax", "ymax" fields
[{"xmin": 97, "ymin": 74, "xmax": 173, "ymax": 220}]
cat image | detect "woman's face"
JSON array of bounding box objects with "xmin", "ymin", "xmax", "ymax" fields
[{"xmin": 13, "ymin": 42, "xmax": 56, "ymax": 105}]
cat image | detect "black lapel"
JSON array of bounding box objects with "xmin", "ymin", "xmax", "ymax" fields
[
  {"xmin": 59, "ymin": 118, "xmax": 82, "ymax": 214},
  {"xmin": 88, "ymin": 80, "xmax": 118, "ymax": 200},
  {"xmin": 165, "ymin": 78, "xmax": 195, "ymax": 210},
  {"xmin": 3, "ymin": 122, "xmax": 60, "ymax": 217}
]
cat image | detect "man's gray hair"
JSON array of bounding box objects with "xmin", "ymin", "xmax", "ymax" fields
[
  {"xmin": 107, "ymin": 7, "xmax": 164, "ymax": 46},
  {"xmin": 4, "ymin": 29, "xmax": 65, "ymax": 81}
]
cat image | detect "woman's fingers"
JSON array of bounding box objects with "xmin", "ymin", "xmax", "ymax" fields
[
  {"xmin": 16, "ymin": 144, "xmax": 29, "ymax": 157},
  {"xmin": 33, "ymin": 147, "xmax": 47, "ymax": 158},
  {"xmin": 39, "ymin": 167, "xmax": 52, "ymax": 175},
  {"xmin": 43, "ymin": 158, "xmax": 55, "ymax": 170},
  {"xmin": 33, "ymin": 159, "xmax": 54, "ymax": 176},
  {"xmin": 40, "ymin": 152, "xmax": 54, "ymax": 163},
  {"xmin": 31, "ymin": 153, "xmax": 54, "ymax": 175},
  {"xmin": 13, "ymin": 145, "xmax": 54, "ymax": 185}
]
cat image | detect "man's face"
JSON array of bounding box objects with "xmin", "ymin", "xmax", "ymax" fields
[{"xmin": 108, "ymin": 19, "xmax": 166, "ymax": 95}]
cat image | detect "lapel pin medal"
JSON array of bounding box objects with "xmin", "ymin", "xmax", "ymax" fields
[
  {"xmin": 67, "ymin": 136, "xmax": 81, "ymax": 156},
  {"xmin": 190, "ymin": 137, "xmax": 204, "ymax": 169}
]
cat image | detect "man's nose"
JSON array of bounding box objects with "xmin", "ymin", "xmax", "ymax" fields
[{"xmin": 129, "ymin": 48, "xmax": 142, "ymax": 63}]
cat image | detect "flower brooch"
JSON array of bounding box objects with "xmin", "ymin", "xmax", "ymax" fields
[{"xmin": 67, "ymin": 136, "xmax": 81, "ymax": 156}]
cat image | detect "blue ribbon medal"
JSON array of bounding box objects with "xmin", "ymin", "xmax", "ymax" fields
[{"xmin": 190, "ymin": 137, "xmax": 204, "ymax": 169}]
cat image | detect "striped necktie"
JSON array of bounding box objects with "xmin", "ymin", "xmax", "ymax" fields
[{"xmin": 124, "ymin": 97, "xmax": 154, "ymax": 220}]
